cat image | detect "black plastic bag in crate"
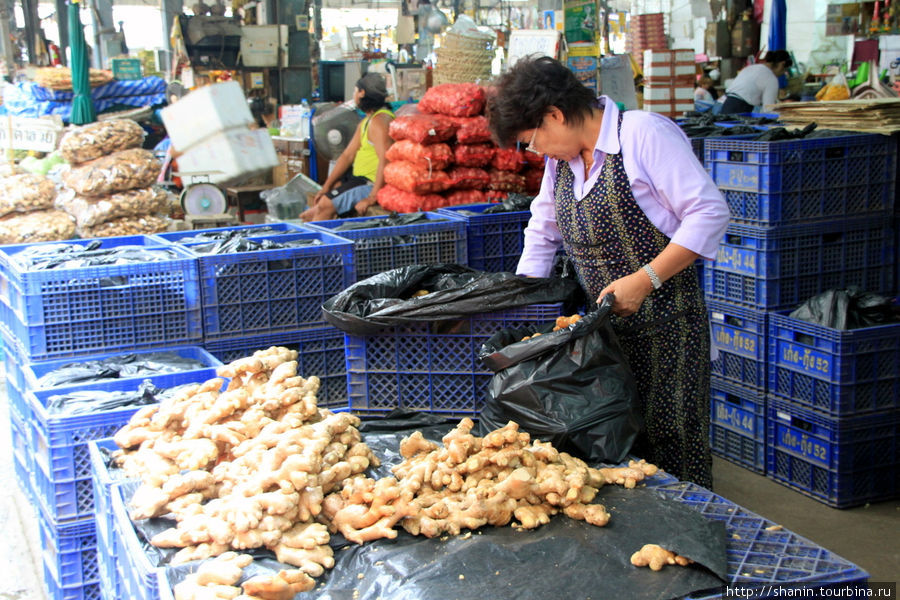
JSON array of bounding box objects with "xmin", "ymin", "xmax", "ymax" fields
[
  {"xmin": 477, "ymin": 295, "xmax": 641, "ymax": 464},
  {"xmin": 789, "ymin": 286, "xmax": 900, "ymax": 330},
  {"xmin": 322, "ymin": 264, "xmax": 582, "ymax": 335}
]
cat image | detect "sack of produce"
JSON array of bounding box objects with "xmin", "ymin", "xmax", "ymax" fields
[
  {"xmin": 384, "ymin": 161, "xmax": 451, "ymax": 194},
  {"xmin": 447, "ymin": 166, "xmax": 490, "ymax": 190},
  {"xmin": 388, "ymin": 114, "xmax": 457, "ymax": 144},
  {"xmin": 385, "ymin": 140, "xmax": 453, "ymax": 170},
  {"xmin": 487, "ymin": 169, "xmax": 526, "ymax": 193},
  {"xmin": 0, "ymin": 209, "xmax": 75, "ymax": 244},
  {"xmin": 452, "ymin": 116, "xmax": 492, "ymax": 144},
  {"xmin": 78, "ymin": 214, "xmax": 170, "ymax": 238},
  {"xmin": 491, "ymin": 147, "xmax": 526, "ymax": 172},
  {"xmin": 444, "ymin": 189, "xmax": 485, "ymax": 206},
  {"xmin": 376, "ymin": 185, "xmax": 445, "ymax": 213},
  {"xmin": 56, "ymin": 186, "xmax": 169, "ymax": 228},
  {"xmin": 523, "ymin": 150, "xmax": 546, "ymax": 168},
  {"xmin": 524, "ymin": 168, "xmax": 544, "ymax": 194},
  {"xmin": 477, "ymin": 296, "xmax": 641, "ymax": 464},
  {"xmin": 453, "ymin": 143, "xmax": 494, "ymax": 167},
  {"xmin": 60, "ymin": 119, "xmax": 146, "ymax": 165},
  {"xmin": 0, "ymin": 173, "xmax": 58, "ymax": 217},
  {"xmin": 418, "ymin": 83, "xmax": 486, "ymax": 117},
  {"xmin": 323, "ymin": 264, "xmax": 581, "ymax": 335},
  {"xmin": 63, "ymin": 148, "xmax": 160, "ymax": 197},
  {"xmin": 35, "ymin": 66, "xmax": 113, "ymax": 90}
]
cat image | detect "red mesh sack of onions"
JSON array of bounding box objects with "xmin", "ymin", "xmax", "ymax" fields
[
  {"xmin": 447, "ymin": 166, "xmax": 490, "ymax": 190},
  {"xmin": 376, "ymin": 185, "xmax": 445, "ymax": 212},
  {"xmin": 417, "ymin": 83, "xmax": 486, "ymax": 117},
  {"xmin": 452, "ymin": 116, "xmax": 492, "ymax": 144},
  {"xmin": 444, "ymin": 189, "xmax": 486, "ymax": 206},
  {"xmin": 386, "ymin": 140, "xmax": 453, "ymax": 170},
  {"xmin": 388, "ymin": 114, "xmax": 457, "ymax": 144},
  {"xmin": 488, "ymin": 169, "xmax": 526, "ymax": 193},
  {"xmin": 524, "ymin": 168, "xmax": 545, "ymax": 194},
  {"xmin": 491, "ymin": 147, "xmax": 526, "ymax": 172},
  {"xmin": 384, "ymin": 161, "xmax": 452, "ymax": 194},
  {"xmin": 454, "ymin": 143, "xmax": 495, "ymax": 167}
]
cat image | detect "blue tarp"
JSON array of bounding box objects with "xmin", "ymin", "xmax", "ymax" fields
[{"xmin": 1, "ymin": 78, "xmax": 165, "ymax": 122}]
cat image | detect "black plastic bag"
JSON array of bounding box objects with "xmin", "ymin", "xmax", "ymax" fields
[
  {"xmin": 13, "ymin": 242, "xmax": 184, "ymax": 270},
  {"xmin": 482, "ymin": 192, "xmax": 534, "ymax": 213},
  {"xmin": 332, "ymin": 212, "xmax": 444, "ymax": 231},
  {"xmin": 37, "ymin": 351, "xmax": 209, "ymax": 388},
  {"xmin": 789, "ymin": 286, "xmax": 900, "ymax": 330},
  {"xmin": 322, "ymin": 264, "xmax": 582, "ymax": 335},
  {"xmin": 46, "ymin": 380, "xmax": 193, "ymax": 416},
  {"xmin": 477, "ymin": 295, "xmax": 641, "ymax": 464}
]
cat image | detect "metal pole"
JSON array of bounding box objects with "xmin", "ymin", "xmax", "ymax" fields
[
  {"xmin": 21, "ymin": 0, "xmax": 37, "ymax": 64},
  {"xmin": 55, "ymin": 0, "xmax": 68, "ymax": 64}
]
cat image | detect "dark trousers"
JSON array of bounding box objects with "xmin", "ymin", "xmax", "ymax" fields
[{"xmin": 720, "ymin": 94, "xmax": 755, "ymax": 115}]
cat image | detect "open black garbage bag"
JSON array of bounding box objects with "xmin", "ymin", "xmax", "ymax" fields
[
  {"xmin": 12, "ymin": 242, "xmax": 184, "ymax": 270},
  {"xmin": 789, "ymin": 286, "xmax": 900, "ymax": 330},
  {"xmin": 332, "ymin": 212, "xmax": 444, "ymax": 231},
  {"xmin": 322, "ymin": 264, "xmax": 582, "ymax": 335},
  {"xmin": 477, "ymin": 295, "xmax": 641, "ymax": 464},
  {"xmin": 146, "ymin": 415, "xmax": 726, "ymax": 600},
  {"xmin": 46, "ymin": 380, "xmax": 193, "ymax": 416}
]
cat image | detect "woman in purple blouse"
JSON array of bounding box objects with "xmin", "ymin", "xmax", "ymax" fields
[{"xmin": 487, "ymin": 57, "xmax": 729, "ymax": 487}]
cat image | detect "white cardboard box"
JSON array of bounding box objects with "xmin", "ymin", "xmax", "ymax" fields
[
  {"xmin": 673, "ymin": 49, "xmax": 695, "ymax": 62},
  {"xmin": 161, "ymin": 81, "xmax": 254, "ymax": 153},
  {"xmin": 674, "ymin": 63, "xmax": 696, "ymax": 77},
  {"xmin": 674, "ymin": 87, "xmax": 695, "ymax": 100},
  {"xmin": 645, "ymin": 65, "xmax": 672, "ymax": 78},
  {"xmin": 643, "ymin": 86, "xmax": 671, "ymax": 101},
  {"xmin": 643, "ymin": 49, "xmax": 674, "ymax": 65},
  {"xmin": 177, "ymin": 127, "xmax": 278, "ymax": 186}
]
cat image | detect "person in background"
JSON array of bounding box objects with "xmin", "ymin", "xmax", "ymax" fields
[
  {"xmin": 486, "ymin": 57, "xmax": 729, "ymax": 487},
  {"xmin": 693, "ymin": 75, "xmax": 718, "ymax": 113},
  {"xmin": 720, "ymin": 50, "xmax": 792, "ymax": 114},
  {"xmin": 301, "ymin": 73, "xmax": 394, "ymax": 221}
]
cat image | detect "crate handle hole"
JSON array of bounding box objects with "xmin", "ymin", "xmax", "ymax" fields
[
  {"xmin": 724, "ymin": 315, "xmax": 743, "ymax": 327},
  {"xmin": 725, "ymin": 234, "xmax": 743, "ymax": 245},
  {"xmin": 793, "ymin": 333, "xmax": 815, "ymax": 346},
  {"xmin": 727, "ymin": 151, "xmax": 745, "ymax": 162},
  {"xmin": 824, "ymin": 147, "xmax": 846, "ymax": 160},
  {"xmin": 724, "ymin": 393, "xmax": 740, "ymax": 405},
  {"xmin": 791, "ymin": 416, "xmax": 814, "ymax": 432},
  {"xmin": 822, "ymin": 233, "xmax": 842, "ymax": 244}
]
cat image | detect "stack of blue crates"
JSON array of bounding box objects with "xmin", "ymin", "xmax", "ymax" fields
[
  {"xmin": 702, "ymin": 133, "xmax": 898, "ymax": 507},
  {"xmin": 154, "ymin": 223, "xmax": 356, "ymax": 409},
  {"xmin": 0, "ymin": 233, "xmax": 223, "ymax": 600}
]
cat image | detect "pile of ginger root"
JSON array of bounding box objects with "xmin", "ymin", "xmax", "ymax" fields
[
  {"xmin": 521, "ymin": 314, "xmax": 583, "ymax": 342},
  {"xmin": 112, "ymin": 346, "xmax": 660, "ymax": 598}
]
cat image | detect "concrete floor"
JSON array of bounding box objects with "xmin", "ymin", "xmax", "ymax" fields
[{"xmin": 0, "ymin": 378, "xmax": 897, "ymax": 599}]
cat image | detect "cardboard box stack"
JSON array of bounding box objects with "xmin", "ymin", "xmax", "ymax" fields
[
  {"xmin": 642, "ymin": 49, "xmax": 696, "ymax": 117},
  {"xmin": 627, "ymin": 13, "xmax": 667, "ymax": 68}
]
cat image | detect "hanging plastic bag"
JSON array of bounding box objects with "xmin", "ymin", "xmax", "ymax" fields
[
  {"xmin": 476, "ymin": 295, "xmax": 641, "ymax": 464},
  {"xmin": 322, "ymin": 264, "xmax": 582, "ymax": 335}
]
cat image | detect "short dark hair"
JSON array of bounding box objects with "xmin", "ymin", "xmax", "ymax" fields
[
  {"xmin": 356, "ymin": 73, "xmax": 389, "ymax": 112},
  {"xmin": 486, "ymin": 56, "xmax": 595, "ymax": 148},
  {"xmin": 764, "ymin": 50, "xmax": 793, "ymax": 68}
]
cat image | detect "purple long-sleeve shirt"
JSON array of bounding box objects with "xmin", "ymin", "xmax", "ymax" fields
[{"xmin": 516, "ymin": 97, "xmax": 730, "ymax": 278}]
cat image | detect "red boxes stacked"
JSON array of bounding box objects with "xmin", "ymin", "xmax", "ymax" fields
[
  {"xmin": 642, "ymin": 49, "xmax": 697, "ymax": 117},
  {"xmin": 627, "ymin": 13, "xmax": 667, "ymax": 68}
]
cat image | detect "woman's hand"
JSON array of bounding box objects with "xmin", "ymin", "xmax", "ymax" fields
[
  {"xmin": 355, "ymin": 196, "xmax": 377, "ymax": 215},
  {"xmin": 597, "ymin": 270, "xmax": 654, "ymax": 316},
  {"xmin": 312, "ymin": 189, "xmax": 328, "ymax": 205}
]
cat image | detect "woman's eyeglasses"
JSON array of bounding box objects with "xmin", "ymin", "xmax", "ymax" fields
[{"xmin": 525, "ymin": 126, "xmax": 540, "ymax": 155}]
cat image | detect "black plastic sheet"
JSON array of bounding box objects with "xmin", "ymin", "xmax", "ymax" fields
[
  {"xmin": 332, "ymin": 212, "xmax": 444, "ymax": 231},
  {"xmin": 322, "ymin": 264, "xmax": 582, "ymax": 335},
  {"xmin": 190, "ymin": 235, "xmax": 322, "ymax": 255},
  {"xmin": 175, "ymin": 227, "xmax": 290, "ymax": 244},
  {"xmin": 12, "ymin": 242, "xmax": 184, "ymax": 270},
  {"xmin": 476, "ymin": 296, "xmax": 641, "ymax": 464},
  {"xmin": 36, "ymin": 351, "xmax": 208, "ymax": 387},
  {"xmin": 125, "ymin": 416, "xmax": 726, "ymax": 600},
  {"xmin": 46, "ymin": 380, "xmax": 192, "ymax": 416},
  {"xmin": 789, "ymin": 287, "xmax": 900, "ymax": 330},
  {"xmin": 482, "ymin": 192, "xmax": 534, "ymax": 213}
]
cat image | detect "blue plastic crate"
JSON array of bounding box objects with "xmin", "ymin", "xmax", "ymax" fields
[
  {"xmin": 88, "ymin": 438, "xmax": 131, "ymax": 554},
  {"xmin": 96, "ymin": 519, "xmax": 120, "ymax": 600},
  {"xmin": 708, "ymin": 300, "xmax": 767, "ymax": 391},
  {"xmin": 655, "ymin": 483, "xmax": 868, "ymax": 599},
  {"xmin": 705, "ymin": 134, "xmax": 896, "ymax": 226},
  {"xmin": 766, "ymin": 397, "xmax": 900, "ymax": 508},
  {"xmin": 204, "ymin": 326, "xmax": 348, "ymax": 408},
  {"xmin": 42, "ymin": 569, "xmax": 101, "ymax": 600},
  {"xmin": 152, "ymin": 222, "xmax": 308, "ymax": 246},
  {"xmin": 436, "ymin": 203, "xmax": 530, "ymax": 273},
  {"xmin": 27, "ymin": 368, "xmax": 222, "ymax": 523},
  {"xmin": 39, "ymin": 516, "xmax": 98, "ymax": 588},
  {"xmin": 110, "ymin": 482, "xmax": 162, "ymax": 600},
  {"xmin": 178, "ymin": 230, "xmax": 354, "ymax": 340},
  {"xmin": 709, "ymin": 377, "xmax": 766, "ymax": 474},
  {"xmin": 11, "ymin": 410, "xmax": 35, "ymax": 503},
  {"xmin": 21, "ymin": 345, "xmax": 221, "ymax": 394},
  {"xmin": 306, "ymin": 212, "xmax": 466, "ymax": 282},
  {"xmin": 704, "ymin": 219, "xmax": 894, "ymax": 310},
  {"xmin": 0, "ymin": 236, "xmax": 202, "ymax": 361},
  {"xmin": 345, "ymin": 304, "xmax": 564, "ymax": 417},
  {"xmin": 768, "ymin": 309, "xmax": 900, "ymax": 416}
]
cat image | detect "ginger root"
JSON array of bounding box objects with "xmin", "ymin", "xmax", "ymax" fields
[
  {"xmin": 630, "ymin": 544, "xmax": 694, "ymax": 571},
  {"xmin": 173, "ymin": 552, "xmax": 252, "ymax": 600}
]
